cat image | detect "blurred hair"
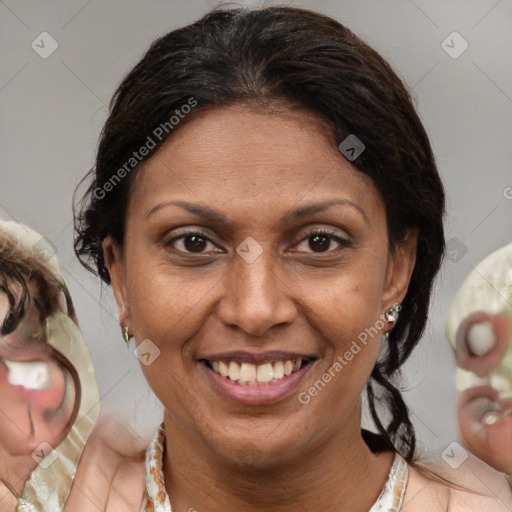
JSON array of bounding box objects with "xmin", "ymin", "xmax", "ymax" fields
[{"xmin": 0, "ymin": 232, "xmax": 65, "ymax": 335}]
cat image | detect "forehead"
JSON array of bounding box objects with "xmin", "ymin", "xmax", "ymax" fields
[{"xmin": 129, "ymin": 104, "xmax": 383, "ymax": 221}]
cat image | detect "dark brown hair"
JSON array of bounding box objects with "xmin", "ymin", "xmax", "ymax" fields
[
  {"xmin": 74, "ymin": 5, "xmax": 446, "ymax": 463},
  {"xmin": 0, "ymin": 233, "xmax": 65, "ymax": 336}
]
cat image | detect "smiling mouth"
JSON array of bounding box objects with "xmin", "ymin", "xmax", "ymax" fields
[
  {"xmin": 482, "ymin": 408, "xmax": 512, "ymax": 425},
  {"xmin": 459, "ymin": 386, "xmax": 512, "ymax": 427},
  {"xmin": 202, "ymin": 357, "xmax": 315, "ymax": 386}
]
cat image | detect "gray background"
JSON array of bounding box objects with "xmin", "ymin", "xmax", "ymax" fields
[{"xmin": 1, "ymin": 0, "xmax": 511, "ymax": 454}]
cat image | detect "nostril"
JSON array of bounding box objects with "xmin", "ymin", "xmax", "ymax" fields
[{"xmin": 466, "ymin": 322, "xmax": 496, "ymax": 356}]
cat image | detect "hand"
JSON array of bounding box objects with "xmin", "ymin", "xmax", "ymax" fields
[{"xmin": 64, "ymin": 415, "xmax": 147, "ymax": 512}]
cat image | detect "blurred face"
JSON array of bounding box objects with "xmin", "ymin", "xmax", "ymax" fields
[
  {"xmin": 0, "ymin": 279, "xmax": 76, "ymax": 455},
  {"xmin": 104, "ymin": 104, "xmax": 416, "ymax": 467},
  {"xmin": 456, "ymin": 311, "xmax": 512, "ymax": 473}
]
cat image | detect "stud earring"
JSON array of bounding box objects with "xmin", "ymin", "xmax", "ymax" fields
[
  {"xmin": 385, "ymin": 304, "xmax": 400, "ymax": 323},
  {"xmin": 123, "ymin": 326, "xmax": 130, "ymax": 344},
  {"xmin": 383, "ymin": 304, "xmax": 401, "ymax": 340}
]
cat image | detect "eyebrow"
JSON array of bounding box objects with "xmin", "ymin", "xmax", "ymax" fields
[{"xmin": 145, "ymin": 198, "xmax": 368, "ymax": 226}]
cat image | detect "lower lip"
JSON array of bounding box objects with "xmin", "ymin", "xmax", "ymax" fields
[
  {"xmin": 199, "ymin": 361, "xmax": 313, "ymax": 405},
  {"xmin": 458, "ymin": 386, "xmax": 512, "ymax": 426}
]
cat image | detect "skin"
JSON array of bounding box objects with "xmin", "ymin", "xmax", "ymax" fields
[
  {"xmin": 103, "ymin": 104, "xmax": 418, "ymax": 511},
  {"xmin": 63, "ymin": 416, "xmax": 147, "ymax": 512},
  {"xmin": 456, "ymin": 313, "xmax": 512, "ymax": 473}
]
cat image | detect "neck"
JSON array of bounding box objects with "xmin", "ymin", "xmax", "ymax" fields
[
  {"xmin": 0, "ymin": 451, "xmax": 34, "ymax": 511},
  {"xmin": 162, "ymin": 410, "xmax": 395, "ymax": 511}
]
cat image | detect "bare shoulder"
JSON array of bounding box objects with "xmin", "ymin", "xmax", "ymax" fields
[{"xmin": 401, "ymin": 451, "xmax": 512, "ymax": 512}]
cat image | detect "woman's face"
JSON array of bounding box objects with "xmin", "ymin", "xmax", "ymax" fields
[{"xmin": 104, "ymin": 104, "xmax": 416, "ymax": 466}]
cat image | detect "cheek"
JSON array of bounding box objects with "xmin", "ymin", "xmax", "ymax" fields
[
  {"xmin": 303, "ymin": 261, "xmax": 387, "ymax": 343},
  {"xmin": 125, "ymin": 262, "xmax": 221, "ymax": 410},
  {"xmin": 298, "ymin": 270, "xmax": 387, "ymax": 395},
  {"xmin": 127, "ymin": 257, "xmax": 218, "ymax": 345}
]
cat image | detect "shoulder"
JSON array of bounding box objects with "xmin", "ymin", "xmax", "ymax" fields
[{"xmin": 401, "ymin": 450, "xmax": 512, "ymax": 511}]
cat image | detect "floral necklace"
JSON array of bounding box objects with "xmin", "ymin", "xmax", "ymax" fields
[{"xmin": 141, "ymin": 425, "xmax": 408, "ymax": 512}]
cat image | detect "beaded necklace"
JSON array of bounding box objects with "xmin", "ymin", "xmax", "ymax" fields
[{"xmin": 141, "ymin": 425, "xmax": 408, "ymax": 512}]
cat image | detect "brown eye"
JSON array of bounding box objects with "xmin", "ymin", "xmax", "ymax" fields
[
  {"xmin": 183, "ymin": 234, "xmax": 208, "ymax": 252},
  {"xmin": 164, "ymin": 230, "xmax": 219, "ymax": 254},
  {"xmin": 309, "ymin": 234, "xmax": 331, "ymax": 252},
  {"xmin": 294, "ymin": 229, "xmax": 348, "ymax": 254}
]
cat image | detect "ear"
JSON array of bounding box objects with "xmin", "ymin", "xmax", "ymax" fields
[
  {"xmin": 381, "ymin": 229, "xmax": 418, "ymax": 314},
  {"xmin": 102, "ymin": 236, "xmax": 131, "ymax": 330}
]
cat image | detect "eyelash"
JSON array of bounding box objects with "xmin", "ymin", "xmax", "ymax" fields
[{"xmin": 163, "ymin": 228, "xmax": 349, "ymax": 255}]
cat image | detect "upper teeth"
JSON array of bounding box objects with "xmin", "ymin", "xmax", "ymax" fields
[
  {"xmin": 211, "ymin": 359, "xmax": 303, "ymax": 385},
  {"xmin": 467, "ymin": 322, "xmax": 496, "ymax": 356},
  {"xmin": 3, "ymin": 360, "xmax": 52, "ymax": 390}
]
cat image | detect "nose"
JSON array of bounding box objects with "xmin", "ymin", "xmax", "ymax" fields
[{"xmin": 217, "ymin": 248, "xmax": 297, "ymax": 337}]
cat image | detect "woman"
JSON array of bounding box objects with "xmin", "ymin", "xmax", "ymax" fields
[{"xmin": 72, "ymin": 5, "xmax": 512, "ymax": 511}]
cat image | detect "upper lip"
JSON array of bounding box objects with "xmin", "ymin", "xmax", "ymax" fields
[{"xmin": 199, "ymin": 350, "xmax": 317, "ymax": 365}]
